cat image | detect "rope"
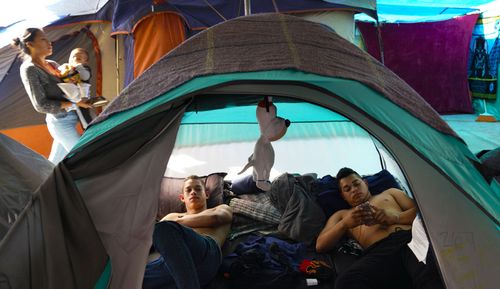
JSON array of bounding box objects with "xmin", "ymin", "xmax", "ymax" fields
[{"xmin": 203, "ymin": 0, "xmax": 227, "ymax": 21}]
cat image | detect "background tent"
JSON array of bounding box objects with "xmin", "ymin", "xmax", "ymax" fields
[
  {"xmin": 0, "ymin": 14, "xmax": 498, "ymax": 289},
  {"xmin": 0, "ymin": 22, "xmax": 124, "ymax": 157},
  {"xmin": 0, "ymin": 0, "xmax": 375, "ymax": 158},
  {"xmin": 0, "ymin": 133, "xmax": 53, "ymax": 240},
  {"xmin": 2, "ymin": 0, "xmax": 499, "ymax": 158}
]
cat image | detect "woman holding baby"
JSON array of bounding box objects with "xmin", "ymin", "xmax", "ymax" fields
[{"xmin": 13, "ymin": 28, "xmax": 91, "ymax": 164}]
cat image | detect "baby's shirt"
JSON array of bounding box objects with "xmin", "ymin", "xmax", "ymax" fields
[
  {"xmin": 59, "ymin": 63, "xmax": 91, "ymax": 83},
  {"xmin": 74, "ymin": 64, "xmax": 91, "ymax": 82}
]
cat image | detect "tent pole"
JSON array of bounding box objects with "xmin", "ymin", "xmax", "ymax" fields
[
  {"xmin": 376, "ymin": 19, "xmax": 385, "ymax": 65},
  {"xmin": 244, "ymin": 0, "xmax": 251, "ymax": 16},
  {"xmin": 115, "ymin": 36, "xmax": 120, "ymax": 96}
]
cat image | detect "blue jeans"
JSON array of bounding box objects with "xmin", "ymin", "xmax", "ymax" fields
[
  {"xmin": 45, "ymin": 112, "xmax": 80, "ymax": 164},
  {"xmin": 143, "ymin": 221, "xmax": 222, "ymax": 289}
]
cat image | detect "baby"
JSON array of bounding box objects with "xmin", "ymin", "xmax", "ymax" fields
[
  {"xmin": 59, "ymin": 48, "xmax": 91, "ymax": 84},
  {"xmin": 59, "ymin": 47, "xmax": 108, "ymax": 108}
]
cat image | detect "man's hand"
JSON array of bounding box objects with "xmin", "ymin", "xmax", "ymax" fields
[
  {"xmin": 343, "ymin": 205, "xmax": 375, "ymax": 228},
  {"xmin": 371, "ymin": 205, "xmax": 399, "ymax": 226}
]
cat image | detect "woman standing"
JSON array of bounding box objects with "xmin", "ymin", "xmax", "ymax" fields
[{"xmin": 13, "ymin": 28, "xmax": 91, "ymax": 164}]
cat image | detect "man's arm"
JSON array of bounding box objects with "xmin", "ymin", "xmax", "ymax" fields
[
  {"xmin": 372, "ymin": 188, "xmax": 416, "ymax": 226},
  {"xmin": 316, "ymin": 209, "xmax": 363, "ymax": 253},
  {"xmin": 163, "ymin": 204, "xmax": 233, "ymax": 228}
]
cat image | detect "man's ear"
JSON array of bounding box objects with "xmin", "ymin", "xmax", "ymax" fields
[
  {"xmin": 204, "ymin": 191, "xmax": 210, "ymax": 200},
  {"xmin": 179, "ymin": 194, "xmax": 185, "ymax": 202}
]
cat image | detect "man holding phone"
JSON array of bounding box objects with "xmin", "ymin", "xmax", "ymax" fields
[{"xmin": 316, "ymin": 168, "xmax": 443, "ymax": 289}]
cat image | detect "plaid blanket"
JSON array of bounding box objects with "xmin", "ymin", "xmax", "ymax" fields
[
  {"xmin": 229, "ymin": 193, "xmax": 281, "ymax": 225},
  {"xmin": 228, "ymin": 193, "xmax": 282, "ymax": 240}
]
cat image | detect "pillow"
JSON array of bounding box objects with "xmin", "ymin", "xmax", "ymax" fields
[
  {"xmin": 157, "ymin": 172, "xmax": 227, "ymax": 220},
  {"xmin": 363, "ymin": 170, "xmax": 401, "ymax": 195},
  {"xmin": 313, "ymin": 169, "xmax": 402, "ymax": 218},
  {"xmin": 231, "ymin": 175, "xmax": 264, "ymax": 195}
]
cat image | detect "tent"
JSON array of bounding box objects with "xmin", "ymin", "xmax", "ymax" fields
[
  {"xmin": 0, "ymin": 0, "xmax": 375, "ymax": 158},
  {"xmin": 2, "ymin": 0, "xmax": 498, "ymax": 159},
  {"xmin": 0, "ymin": 133, "xmax": 53, "ymax": 240},
  {"xmin": 0, "ymin": 14, "xmax": 498, "ymax": 289}
]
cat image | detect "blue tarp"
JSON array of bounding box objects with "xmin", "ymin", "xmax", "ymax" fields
[{"xmin": 3, "ymin": 0, "xmax": 498, "ymax": 46}]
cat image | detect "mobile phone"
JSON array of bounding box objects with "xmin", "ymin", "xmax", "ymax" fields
[{"xmin": 358, "ymin": 201, "xmax": 376, "ymax": 225}]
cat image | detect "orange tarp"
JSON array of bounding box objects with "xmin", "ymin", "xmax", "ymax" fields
[
  {"xmin": 1, "ymin": 124, "xmax": 84, "ymax": 159},
  {"xmin": 1, "ymin": 125, "xmax": 53, "ymax": 158},
  {"xmin": 133, "ymin": 12, "xmax": 186, "ymax": 78}
]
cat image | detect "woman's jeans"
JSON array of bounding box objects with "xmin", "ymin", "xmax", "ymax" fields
[
  {"xmin": 45, "ymin": 112, "xmax": 80, "ymax": 164},
  {"xmin": 143, "ymin": 221, "xmax": 222, "ymax": 289}
]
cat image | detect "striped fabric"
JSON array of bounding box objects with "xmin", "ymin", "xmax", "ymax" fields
[{"xmin": 229, "ymin": 193, "xmax": 281, "ymax": 225}]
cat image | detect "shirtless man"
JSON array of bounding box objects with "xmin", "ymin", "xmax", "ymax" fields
[
  {"xmin": 316, "ymin": 168, "xmax": 443, "ymax": 289},
  {"xmin": 143, "ymin": 175, "xmax": 233, "ymax": 289}
]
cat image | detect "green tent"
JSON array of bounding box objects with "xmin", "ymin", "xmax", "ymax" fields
[{"xmin": 0, "ymin": 14, "xmax": 498, "ymax": 289}]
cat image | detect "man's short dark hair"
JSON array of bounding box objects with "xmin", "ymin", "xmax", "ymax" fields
[
  {"xmin": 336, "ymin": 167, "xmax": 361, "ymax": 186},
  {"xmin": 183, "ymin": 175, "xmax": 205, "ymax": 188}
]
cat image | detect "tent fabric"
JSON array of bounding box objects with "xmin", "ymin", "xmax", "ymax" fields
[
  {"xmin": 73, "ymin": 13, "xmax": 497, "ymax": 222},
  {"xmin": 1, "ymin": 13, "xmax": 499, "ymax": 289},
  {"xmin": 108, "ymin": 0, "xmax": 377, "ymax": 34},
  {"xmin": 299, "ymin": 10, "xmax": 356, "ymax": 43},
  {"xmin": 0, "ymin": 100, "xmax": 187, "ymax": 289},
  {"xmin": 66, "ymin": 101, "xmax": 188, "ymax": 289},
  {"xmin": 133, "ymin": 12, "xmax": 186, "ymax": 78},
  {"xmin": 123, "ymin": 34, "xmax": 135, "ymax": 87},
  {"xmin": 0, "ymin": 46, "xmax": 17, "ymax": 83},
  {"xmin": 0, "ymin": 163, "xmax": 107, "ymax": 289},
  {"xmin": 76, "ymin": 67, "xmax": 498, "ymax": 288},
  {"xmin": 92, "ymin": 13, "xmax": 458, "ymax": 140},
  {"xmin": 357, "ymin": 14, "xmax": 478, "ymax": 114},
  {"xmin": 0, "ymin": 133, "xmax": 53, "ymax": 240},
  {"xmin": 101, "ymin": 67, "xmax": 497, "ymax": 222}
]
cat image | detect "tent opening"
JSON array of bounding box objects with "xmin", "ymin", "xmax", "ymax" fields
[{"xmin": 164, "ymin": 94, "xmax": 411, "ymax": 193}]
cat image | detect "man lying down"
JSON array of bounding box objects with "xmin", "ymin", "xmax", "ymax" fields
[
  {"xmin": 143, "ymin": 175, "xmax": 233, "ymax": 289},
  {"xmin": 316, "ymin": 167, "xmax": 444, "ymax": 289}
]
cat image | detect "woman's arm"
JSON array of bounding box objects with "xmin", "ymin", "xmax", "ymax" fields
[{"xmin": 21, "ymin": 64, "xmax": 68, "ymax": 114}]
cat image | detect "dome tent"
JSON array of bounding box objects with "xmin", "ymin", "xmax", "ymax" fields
[{"xmin": 0, "ymin": 13, "xmax": 498, "ymax": 289}]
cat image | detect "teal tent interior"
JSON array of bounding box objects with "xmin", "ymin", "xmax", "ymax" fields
[{"xmin": 0, "ymin": 13, "xmax": 498, "ymax": 289}]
